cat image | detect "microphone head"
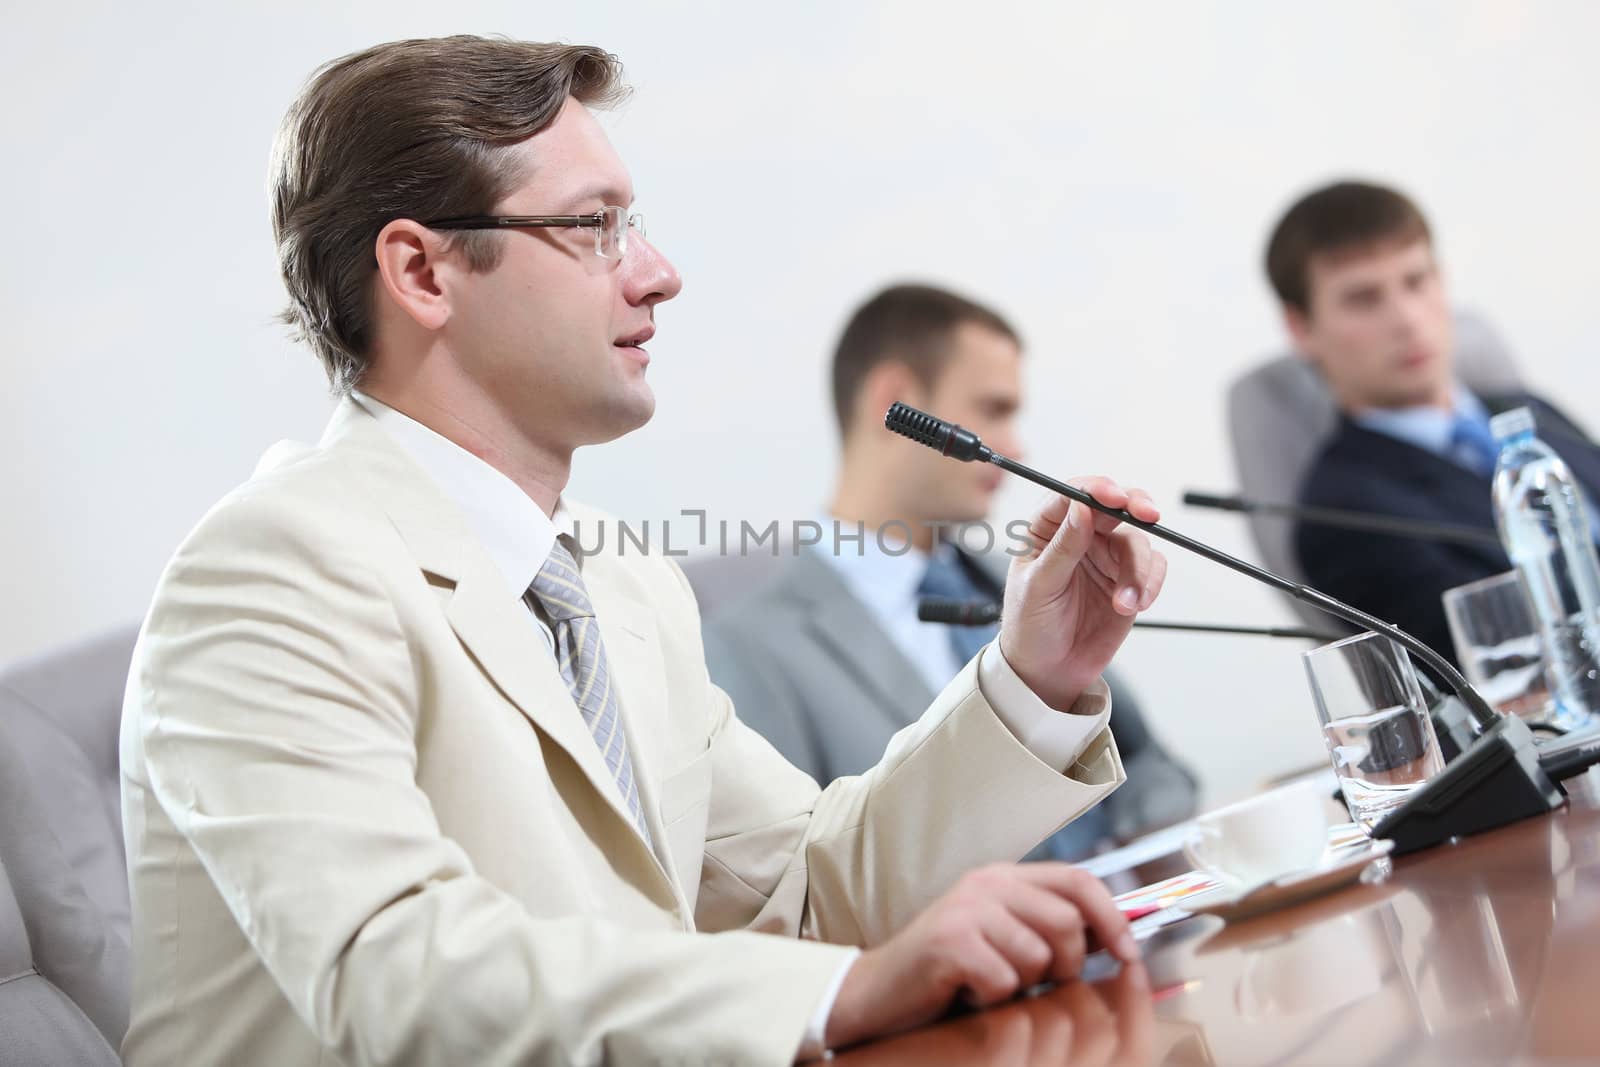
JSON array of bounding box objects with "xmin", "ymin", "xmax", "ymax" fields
[
  {"xmin": 885, "ymin": 403, "xmax": 992, "ymax": 463},
  {"xmin": 917, "ymin": 596, "xmax": 1003, "ymax": 626},
  {"xmin": 1182, "ymin": 491, "xmax": 1250, "ymax": 513}
]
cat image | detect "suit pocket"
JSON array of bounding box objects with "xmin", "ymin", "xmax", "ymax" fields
[
  {"xmin": 657, "ymin": 752, "xmax": 713, "ymax": 903},
  {"xmin": 658, "ymin": 750, "xmax": 712, "ymax": 827}
]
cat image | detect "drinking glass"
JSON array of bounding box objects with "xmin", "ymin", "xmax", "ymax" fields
[
  {"xmin": 1442, "ymin": 570, "xmax": 1557, "ymax": 723},
  {"xmin": 1303, "ymin": 633, "xmax": 1446, "ymax": 831}
]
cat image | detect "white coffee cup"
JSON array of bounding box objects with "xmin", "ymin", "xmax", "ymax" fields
[{"xmin": 1182, "ymin": 778, "xmax": 1332, "ymax": 889}]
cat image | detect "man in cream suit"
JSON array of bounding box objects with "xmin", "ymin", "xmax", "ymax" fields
[
  {"xmin": 705, "ymin": 285, "xmax": 1198, "ymax": 858},
  {"xmin": 120, "ymin": 36, "xmax": 1167, "ymax": 1066}
]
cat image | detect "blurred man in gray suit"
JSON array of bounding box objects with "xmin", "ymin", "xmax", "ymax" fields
[{"xmin": 704, "ymin": 284, "xmax": 1198, "ymax": 859}]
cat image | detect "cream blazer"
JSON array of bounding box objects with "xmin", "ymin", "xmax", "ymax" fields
[{"xmin": 119, "ymin": 399, "xmax": 1125, "ymax": 1066}]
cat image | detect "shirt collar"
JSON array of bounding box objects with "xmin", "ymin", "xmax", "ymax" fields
[
  {"xmin": 351, "ymin": 390, "xmax": 570, "ymax": 598},
  {"xmin": 1351, "ymin": 383, "xmax": 1488, "ymax": 458}
]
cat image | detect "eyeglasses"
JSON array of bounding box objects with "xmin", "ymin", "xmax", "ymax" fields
[{"xmin": 423, "ymin": 205, "xmax": 645, "ymax": 260}]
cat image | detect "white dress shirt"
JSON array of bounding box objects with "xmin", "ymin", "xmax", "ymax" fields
[
  {"xmin": 350, "ymin": 393, "xmax": 567, "ymax": 654},
  {"xmin": 353, "ymin": 394, "xmax": 1109, "ymax": 1059}
]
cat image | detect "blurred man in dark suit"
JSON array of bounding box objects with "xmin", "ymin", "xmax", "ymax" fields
[
  {"xmin": 1278, "ymin": 180, "xmax": 1600, "ymax": 663},
  {"xmin": 704, "ymin": 284, "xmax": 1198, "ymax": 858}
]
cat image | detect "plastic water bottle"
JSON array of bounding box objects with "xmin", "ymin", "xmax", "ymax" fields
[{"xmin": 1490, "ymin": 406, "xmax": 1600, "ymax": 729}]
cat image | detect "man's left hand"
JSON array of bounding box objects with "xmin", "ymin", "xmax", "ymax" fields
[{"xmin": 999, "ymin": 479, "xmax": 1167, "ymax": 710}]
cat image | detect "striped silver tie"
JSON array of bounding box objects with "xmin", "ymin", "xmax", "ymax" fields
[{"xmin": 527, "ymin": 539, "xmax": 652, "ymax": 843}]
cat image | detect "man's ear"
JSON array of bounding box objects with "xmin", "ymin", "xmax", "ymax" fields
[
  {"xmin": 374, "ymin": 219, "xmax": 454, "ymax": 333},
  {"xmin": 1283, "ymin": 305, "xmax": 1317, "ymax": 364},
  {"xmin": 860, "ymin": 361, "xmax": 925, "ymax": 430}
]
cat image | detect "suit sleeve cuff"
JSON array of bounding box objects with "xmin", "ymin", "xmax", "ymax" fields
[
  {"xmin": 796, "ymin": 948, "xmax": 861, "ymax": 1061},
  {"xmin": 977, "ymin": 640, "xmax": 1111, "ymax": 772}
]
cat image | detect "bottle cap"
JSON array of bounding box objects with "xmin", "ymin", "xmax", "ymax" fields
[{"xmin": 1489, "ymin": 407, "xmax": 1536, "ymax": 442}]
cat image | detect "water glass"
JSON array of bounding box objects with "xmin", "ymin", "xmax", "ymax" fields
[
  {"xmin": 1442, "ymin": 570, "xmax": 1557, "ymax": 723},
  {"xmin": 1303, "ymin": 633, "xmax": 1446, "ymax": 832}
]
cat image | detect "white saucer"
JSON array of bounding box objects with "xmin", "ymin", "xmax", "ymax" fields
[{"xmin": 1181, "ymin": 839, "xmax": 1395, "ymax": 923}]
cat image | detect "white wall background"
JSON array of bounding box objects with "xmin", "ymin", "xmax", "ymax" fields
[{"xmin": 4, "ymin": 0, "xmax": 1598, "ymax": 805}]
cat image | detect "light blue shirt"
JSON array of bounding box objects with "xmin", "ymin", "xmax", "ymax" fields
[
  {"xmin": 1354, "ymin": 387, "xmax": 1600, "ymax": 537},
  {"xmin": 1352, "ymin": 384, "xmax": 1492, "ymax": 472},
  {"xmin": 811, "ymin": 521, "xmax": 969, "ymax": 696},
  {"xmin": 810, "ymin": 514, "xmax": 1112, "ymax": 771}
]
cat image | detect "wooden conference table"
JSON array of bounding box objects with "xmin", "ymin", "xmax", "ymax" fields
[{"xmin": 834, "ymin": 772, "xmax": 1600, "ymax": 1066}]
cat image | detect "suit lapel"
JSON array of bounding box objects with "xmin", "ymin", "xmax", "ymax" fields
[
  {"xmin": 1341, "ymin": 396, "xmax": 1600, "ymax": 522},
  {"xmin": 787, "ymin": 551, "xmax": 934, "ymax": 726},
  {"xmin": 579, "ymin": 556, "xmax": 685, "ymax": 883},
  {"xmin": 315, "ymin": 402, "xmax": 672, "ymax": 883},
  {"xmin": 444, "ymin": 557, "xmax": 662, "ymax": 847},
  {"xmin": 956, "ymin": 548, "xmax": 1008, "ymax": 601},
  {"xmin": 1338, "ymin": 421, "xmax": 1510, "ymax": 569}
]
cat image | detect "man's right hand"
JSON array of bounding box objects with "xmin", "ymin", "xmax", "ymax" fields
[{"xmin": 822, "ymin": 863, "xmax": 1140, "ymax": 1051}]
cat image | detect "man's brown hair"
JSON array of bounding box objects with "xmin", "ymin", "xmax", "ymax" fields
[
  {"xmin": 831, "ymin": 284, "xmax": 1020, "ymax": 439},
  {"xmin": 1264, "ymin": 180, "xmax": 1433, "ymax": 314},
  {"xmin": 271, "ymin": 35, "xmax": 627, "ymax": 391}
]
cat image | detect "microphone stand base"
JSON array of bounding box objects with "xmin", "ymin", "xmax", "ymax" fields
[
  {"xmin": 1372, "ymin": 716, "xmax": 1565, "ymax": 855},
  {"xmin": 1429, "ymin": 695, "xmax": 1480, "ymax": 763}
]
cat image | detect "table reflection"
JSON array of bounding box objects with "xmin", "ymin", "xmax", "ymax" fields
[
  {"xmin": 1168, "ymin": 809, "xmax": 1562, "ymax": 1064},
  {"xmin": 832, "ymin": 964, "xmax": 1183, "ymax": 1067},
  {"xmin": 836, "ymin": 785, "xmax": 1600, "ymax": 1066}
]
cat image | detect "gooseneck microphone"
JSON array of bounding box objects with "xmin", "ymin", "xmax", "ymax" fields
[
  {"xmin": 886, "ymin": 401, "xmax": 1566, "ymax": 852},
  {"xmin": 1129, "ymin": 620, "xmax": 1344, "ymax": 641},
  {"xmin": 886, "ymin": 402, "xmax": 1498, "ymax": 730},
  {"xmin": 916, "ymin": 596, "xmax": 1340, "ymax": 642},
  {"xmin": 917, "ymin": 597, "xmax": 1003, "ymax": 627},
  {"xmin": 1182, "ymin": 490, "xmax": 1502, "ymax": 548}
]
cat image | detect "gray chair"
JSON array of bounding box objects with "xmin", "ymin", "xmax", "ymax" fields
[
  {"xmin": 0, "ymin": 625, "xmax": 139, "ymax": 1061},
  {"xmin": 1225, "ymin": 311, "xmax": 1522, "ymax": 627},
  {"xmin": 0, "ymin": 626, "xmax": 138, "ymax": 945},
  {"xmin": 0, "ymin": 721, "xmax": 127, "ymax": 1065}
]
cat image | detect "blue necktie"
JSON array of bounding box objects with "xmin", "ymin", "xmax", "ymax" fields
[
  {"xmin": 1449, "ymin": 413, "xmax": 1500, "ymax": 477},
  {"xmin": 915, "ymin": 548, "xmax": 997, "ymax": 667},
  {"xmin": 917, "ymin": 548, "xmax": 1109, "ymax": 861}
]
